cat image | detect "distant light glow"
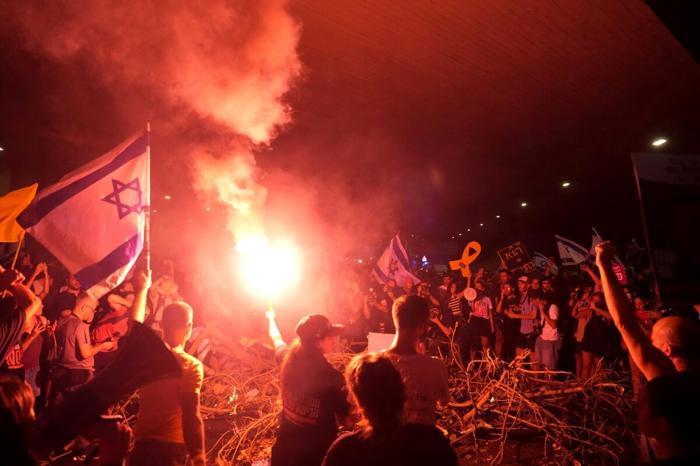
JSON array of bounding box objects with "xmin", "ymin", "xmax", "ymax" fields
[
  {"xmin": 152, "ymin": 209, "xmax": 157, "ymax": 213},
  {"xmin": 0, "ymin": 146, "xmax": 4, "ymax": 151},
  {"xmin": 562, "ymin": 181, "xmax": 571, "ymax": 188},
  {"xmin": 164, "ymin": 195, "xmax": 172, "ymax": 200},
  {"xmin": 357, "ymin": 259, "xmax": 363, "ymax": 264},
  {"xmin": 458, "ymin": 233, "xmax": 462, "ymax": 236},
  {"xmin": 236, "ymin": 234, "xmax": 301, "ymax": 301},
  {"xmin": 521, "ymin": 202, "xmax": 528, "ymax": 207},
  {"xmin": 205, "ymin": 207, "xmax": 211, "ymax": 212},
  {"xmin": 479, "ymin": 223, "xmax": 484, "ymax": 227},
  {"xmin": 496, "ymin": 215, "xmax": 501, "ymax": 219},
  {"xmin": 651, "ymin": 138, "xmax": 667, "ymax": 147},
  {"xmin": 467, "ymin": 228, "xmax": 471, "ymax": 232}
]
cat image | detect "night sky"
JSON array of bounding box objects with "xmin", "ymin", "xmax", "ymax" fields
[{"xmin": 1, "ymin": 0, "xmax": 699, "ymax": 264}]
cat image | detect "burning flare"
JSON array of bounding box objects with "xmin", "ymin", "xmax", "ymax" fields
[{"xmin": 236, "ymin": 233, "xmax": 301, "ymax": 301}]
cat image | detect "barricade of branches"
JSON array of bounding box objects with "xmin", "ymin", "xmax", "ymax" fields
[
  {"xmin": 146, "ymin": 333, "xmax": 635, "ymax": 465},
  {"xmin": 441, "ymin": 348, "xmax": 635, "ymax": 465}
]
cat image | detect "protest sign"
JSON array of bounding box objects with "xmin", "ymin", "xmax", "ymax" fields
[{"xmin": 497, "ymin": 241, "xmax": 531, "ymax": 271}]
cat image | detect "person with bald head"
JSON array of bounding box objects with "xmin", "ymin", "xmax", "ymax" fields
[
  {"xmin": 131, "ymin": 300, "xmax": 206, "ymax": 466},
  {"xmin": 597, "ymin": 242, "xmax": 700, "ymax": 462},
  {"xmin": 49, "ymin": 292, "xmax": 115, "ymax": 404},
  {"xmin": 595, "ymin": 242, "xmax": 700, "ymax": 380}
]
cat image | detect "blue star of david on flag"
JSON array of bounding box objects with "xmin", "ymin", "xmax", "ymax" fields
[{"xmin": 102, "ymin": 178, "xmax": 143, "ymax": 219}]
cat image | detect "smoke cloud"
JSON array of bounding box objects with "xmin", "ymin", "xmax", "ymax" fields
[
  {"xmin": 7, "ymin": 0, "xmax": 301, "ymax": 144},
  {"xmin": 4, "ymin": 0, "xmax": 309, "ymax": 318}
]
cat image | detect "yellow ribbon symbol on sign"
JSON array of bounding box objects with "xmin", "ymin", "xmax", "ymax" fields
[{"xmin": 449, "ymin": 241, "xmax": 482, "ymax": 278}]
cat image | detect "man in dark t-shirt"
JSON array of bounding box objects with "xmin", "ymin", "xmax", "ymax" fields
[{"xmin": 271, "ymin": 314, "xmax": 350, "ymax": 466}]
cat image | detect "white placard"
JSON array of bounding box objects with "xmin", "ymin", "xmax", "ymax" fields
[{"xmin": 367, "ymin": 332, "xmax": 395, "ymax": 352}]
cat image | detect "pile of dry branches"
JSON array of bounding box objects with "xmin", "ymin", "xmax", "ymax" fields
[
  {"xmin": 113, "ymin": 333, "xmax": 633, "ymax": 465},
  {"xmin": 441, "ymin": 351, "xmax": 635, "ymax": 464}
]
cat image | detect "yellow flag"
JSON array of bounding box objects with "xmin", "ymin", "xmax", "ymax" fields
[{"xmin": 0, "ymin": 183, "xmax": 38, "ymax": 242}]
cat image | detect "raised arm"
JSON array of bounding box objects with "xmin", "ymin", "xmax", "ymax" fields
[
  {"xmin": 21, "ymin": 316, "xmax": 47, "ymax": 351},
  {"xmin": 26, "ymin": 262, "xmax": 50, "ymax": 299},
  {"xmin": 129, "ymin": 270, "xmax": 152, "ymax": 323},
  {"xmin": 265, "ymin": 308, "xmax": 286, "ymax": 350},
  {"xmin": 1, "ymin": 267, "xmax": 42, "ymax": 329},
  {"xmin": 595, "ymin": 242, "xmax": 675, "ymax": 379},
  {"xmin": 580, "ymin": 263, "xmax": 602, "ymax": 292}
]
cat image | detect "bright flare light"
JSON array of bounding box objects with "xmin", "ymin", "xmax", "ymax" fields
[
  {"xmin": 651, "ymin": 138, "xmax": 667, "ymax": 147},
  {"xmin": 236, "ymin": 234, "xmax": 301, "ymax": 301},
  {"xmin": 562, "ymin": 181, "xmax": 571, "ymax": 188}
]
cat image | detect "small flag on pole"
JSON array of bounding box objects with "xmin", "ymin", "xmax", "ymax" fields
[
  {"xmin": 372, "ymin": 234, "xmax": 420, "ymax": 286},
  {"xmin": 555, "ymin": 234, "xmax": 589, "ymax": 266},
  {"xmin": 0, "ymin": 184, "xmax": 38, "ymax": 243},
  {"xmin": 533, "ymin": 252, "xmax": 558, "ymax": 275},
  {"xmin": 19, "ymin": 132, "xmax": 150, "ymax": 298},
  {"xmin": 590, "ymin": 227, "xmax": 604, "ymax": 256}
]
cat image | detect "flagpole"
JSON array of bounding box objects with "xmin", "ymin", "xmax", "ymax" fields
[
  {"xmin": 10, "ymin": 230, "xmax": 25, "ymax": 269},
  {"xmin": 144, "ymin": 122, "xmax": 151, "ymax": 272}
]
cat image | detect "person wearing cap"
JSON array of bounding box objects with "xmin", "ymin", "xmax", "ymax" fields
[
  {"xmin": 505, "ymin": 276, "xmax": 538, "ymax": 359},
  {"xmin": 270, "ymin": 313, "xmax": 351, "ymax": 466}
]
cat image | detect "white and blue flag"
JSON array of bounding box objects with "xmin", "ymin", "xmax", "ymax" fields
[
  {"xmin": 19, "ymin": 132, "xmax": 149, "ymax": 299},
  {"xmin": 555, "ymin": 234, "xmax": 589, "ymax": 266},
  {"xmin": 372, "ymin": 234, "xmax": 420, "ymax": 286}
]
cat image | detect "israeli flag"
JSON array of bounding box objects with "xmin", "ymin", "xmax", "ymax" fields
[
  {"xmin": 372, "ymin": 234, "xmax": 420, "ymax": 285},
  {"xmin": 19, "ymin": 132, "xmax": 149, "ymax": 299},
  {"xmin": 533, "ymin": 252, "xmax": 558, "ymax": 275},
  {"xmin": 555, "ymin": 234, "xmax": 589, "ymax": 266}
]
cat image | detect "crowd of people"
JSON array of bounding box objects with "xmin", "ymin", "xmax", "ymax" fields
[
  {"xmin": 265, "ymin": 241, "xmax": 699, "ymax": 465},
  {"xmin": 333, "ymin": 239, "xmax": 689, "ymax": 387},
  {"xmin": 0, "ymin": 252, "xmax": 205, "ymax": 466},
  {"xmin": 0, "ymin": 238, "xmax": 699, "ymax": 465}
]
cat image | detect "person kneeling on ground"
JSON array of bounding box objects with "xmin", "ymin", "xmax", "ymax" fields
[{"xmin": 323, "ymin": 352, "xmax": 457, "ymax": 466}]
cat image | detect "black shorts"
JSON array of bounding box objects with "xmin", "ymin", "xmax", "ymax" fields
[
  {"xmin": 469, "ymin": 317, "xmax": 491, "ymax": 337},
  {"xmin": 516, "ymin": 332, "xmax": 537, "ymax": 351}
]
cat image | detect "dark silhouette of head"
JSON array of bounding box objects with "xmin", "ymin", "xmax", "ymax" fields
[
  {"xmin": 392, "ymin": 295, "xmax": 429, "ymax": 333},
  {"xmin": 0, "ymin": 375, "xmax": 36, "ymax": 466},
  {"xmin": 162, "ymin": 301, "xmax": 194, "ymax": 347},
  {"xmin": 639, "ymin": 372, "xmax": 700, "ymax": 458},
  {"xmin": 345, "ymin": 353, "xmax": 404, "ymax": 436},
  {"xmin": 0, "ymin": 375, "xmax": 34, "ymax": 425},
  {"xmin": 651, "ymin": 316, "xmax": 700, "ymax": 373}
]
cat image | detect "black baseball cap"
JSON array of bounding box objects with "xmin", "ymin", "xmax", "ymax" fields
[{"xmin": 296, "ymin": 314, "xmax": 344, "ymax": 344}]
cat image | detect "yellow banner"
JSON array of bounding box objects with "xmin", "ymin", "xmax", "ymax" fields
[{"xmin": 0, "ymin": 183, "xmax": 38, "ymax": 242}]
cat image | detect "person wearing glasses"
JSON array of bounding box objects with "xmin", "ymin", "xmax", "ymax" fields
[{"xmin": 49, "ymin": 292, "xmax": 114, "ymax": 404}]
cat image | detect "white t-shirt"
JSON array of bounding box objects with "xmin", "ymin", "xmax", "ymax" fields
[
  {"xmin": 385, "ymin": 352, "xmax": 449, "ymax": 426},
  {"xmin": 540, "ymin": 304, "xmax": 560, "ymax": 341},
  {"xmin": 470, "ymin": 296, "xmax": 492, "ymax": 319}
]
